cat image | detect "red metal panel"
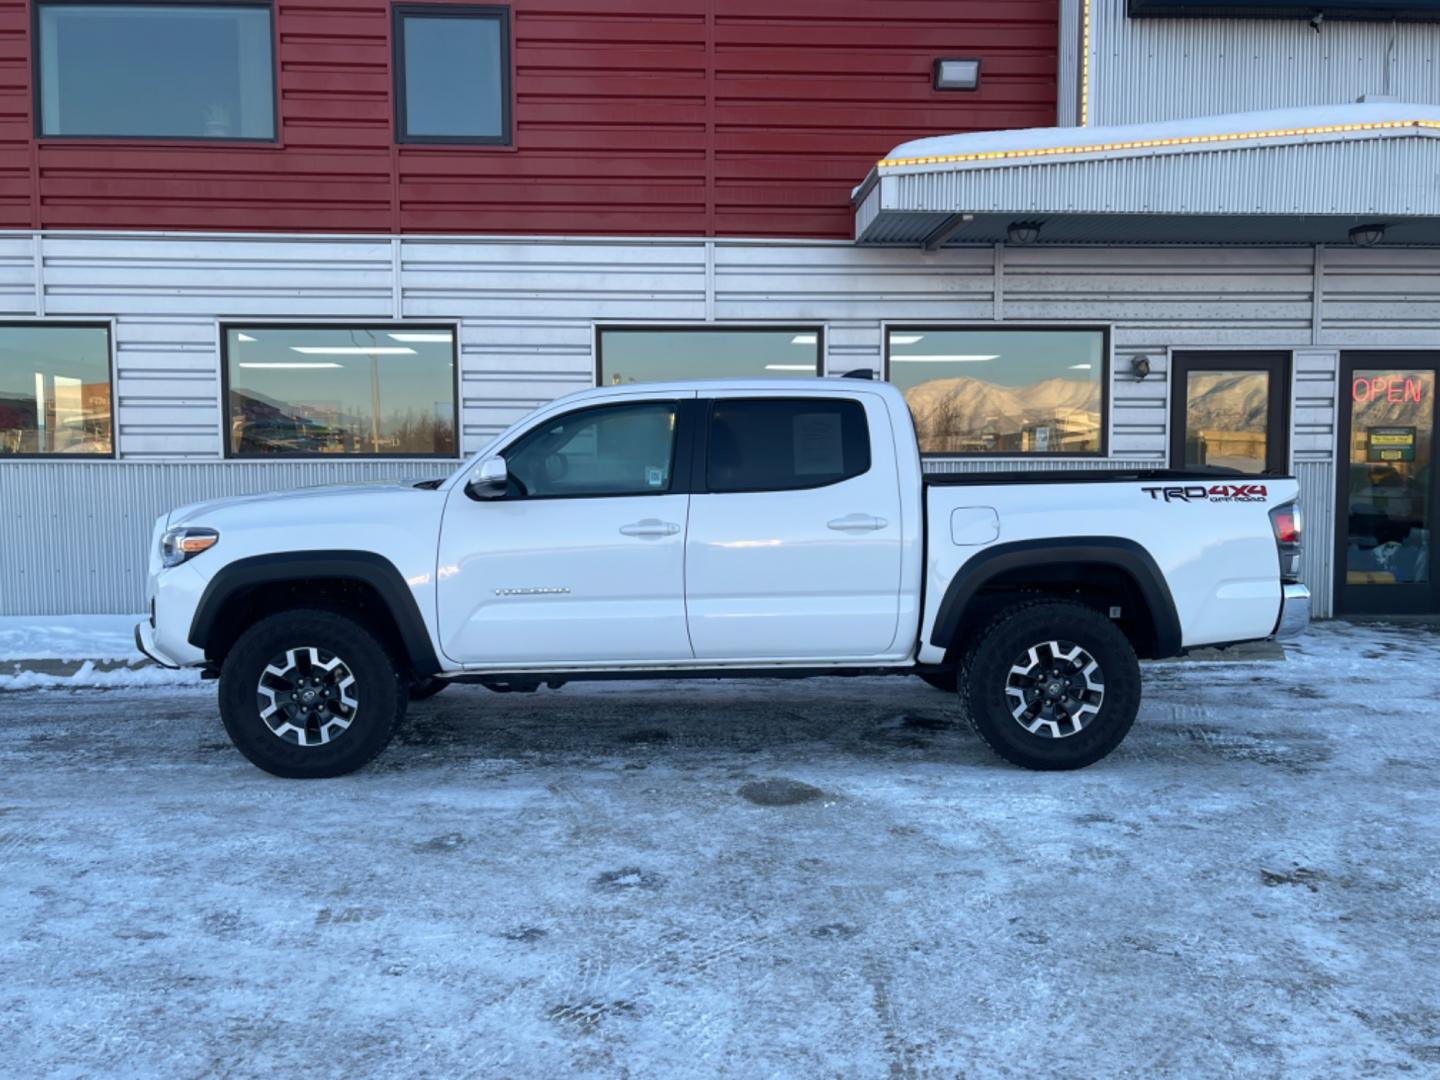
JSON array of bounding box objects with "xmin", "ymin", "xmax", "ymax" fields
[{"xmin": 5, "ymin": 0, "xmax": 1057, "ymax": 237}]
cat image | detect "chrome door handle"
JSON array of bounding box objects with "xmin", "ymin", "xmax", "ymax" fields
[
  {"xmin": 827, "ymin": 513, "xmax": 887, "ymax": 533},
  {"xmin": 619, "ymin": 519, "xmax": 681, "ymax": 537}
]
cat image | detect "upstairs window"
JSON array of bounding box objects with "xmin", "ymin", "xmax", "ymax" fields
[
  {"xmin": 393, "ymin": 5, "xmax": 510, "ymax": 144},
  {"xmin": 36, "ymin": 2, "xmax": 276, "ymax": 140}
]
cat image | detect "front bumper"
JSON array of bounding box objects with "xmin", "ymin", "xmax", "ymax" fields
[
  {"xmin": 1274, "ymin": 583, "xmax": 1311, "ymax": 640},
  {"xmin": 135, "ymin": 621, "xmax": 181, "ymax": 670}
]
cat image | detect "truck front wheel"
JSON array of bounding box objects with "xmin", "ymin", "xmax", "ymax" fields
[
  {"xmin": 959, "ymin": 601, "xmax": 1140, "ymax": 771},
  {"xmin": 218, "ymin": 608, "xmax": 406, "ymax": 778}
]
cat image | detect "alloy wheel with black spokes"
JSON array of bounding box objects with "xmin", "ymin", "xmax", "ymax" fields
[
  {"xmin": 219, "ymin": 609, "xmax": 406, "ymax": 778},
  {"xmin": 257, "ymin": 645, "xmax": 360, "ymax": 747},
  {"xmin": 1005, "ymin": 639, "xmax": 1105, "ymax": 739},
  {"xmin": 960, "ymin": 600, "xmax": 1140, "ymax": 771}
]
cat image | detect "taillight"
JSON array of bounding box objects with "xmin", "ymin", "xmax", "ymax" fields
[{"xmin": 1269, "ymin": 501, "xmax": 1302, "ymax": 582}]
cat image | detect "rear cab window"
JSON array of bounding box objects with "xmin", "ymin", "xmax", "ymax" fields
[{"xmin": 706, "ymin": 398, "xmax": 870, "ymax": 493}]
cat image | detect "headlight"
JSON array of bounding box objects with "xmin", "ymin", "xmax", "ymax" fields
[{"xmin": 161, "ymin": 526, "xmax": 219, "ymax": 568}]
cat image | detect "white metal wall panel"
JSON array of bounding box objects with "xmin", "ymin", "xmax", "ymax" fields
[
  {"xmin": 1320, "ymin": 247, "xmax": 1440, "ymax": 343},
  {"xmin": 1002, "ymin": 247, "xmax": 1315, "ymax": 344},
  {"xmin": 713, "ymin": 243, "xmax": 996, "ymax": 323},
  {"xmin": 1090, "ymin": 0, "xmax": 1440, "ymax": 126},
  {"xmin": 1292, "ymin": 348, "xmax": 1340, "ymax": 463},
  {"xmin": 0, "ymin": 238, "xmax": 36, "ymax": 315},
  {"xmin": 0, "ymin": 460, "xmax": 457, "ymax": 615}
]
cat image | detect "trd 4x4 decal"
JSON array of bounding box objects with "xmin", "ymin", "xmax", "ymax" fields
[{"xmin": 1141, "ymin": 484, "xmax": 1268, "ymax": 504}]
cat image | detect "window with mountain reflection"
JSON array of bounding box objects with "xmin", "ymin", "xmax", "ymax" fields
[{"xmin": 885, "ymin": 328, "xmax": 1107, "ymax": 456}]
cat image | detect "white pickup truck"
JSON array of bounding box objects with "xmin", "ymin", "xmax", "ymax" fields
[{"xmin": 137, "ymin": 377, "xmax": 1309, "ymax": 778}]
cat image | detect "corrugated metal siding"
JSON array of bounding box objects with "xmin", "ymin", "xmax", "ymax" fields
[
  {"xmin": 1091, "ymin": 1, "xmax": 1440, "ymax": 126},
  {"xmin": 869, "ymin": 133, "xmax": 1440, "ymax": 222},
  {"xmin": 1294, "ymin": 460, "xmax": 1336, "ymax": 620},
  {"xmin": 0, "ymin": 0, "xmax": 1059, "ymax": 239},
  {"xmin": 1057, "ymin": 0, "xmax": 1083, "ymax": 126},
  {"xmin": 0, "ymin": 460, "xmax": 456, "ymax": 615}
]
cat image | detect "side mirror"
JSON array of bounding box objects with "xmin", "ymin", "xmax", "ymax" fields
[{"xmin": 465, "ymin": 456, "xmax": 508, "ymax": 500}]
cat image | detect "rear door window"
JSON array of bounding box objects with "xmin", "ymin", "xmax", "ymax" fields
[{"xmin": 706, "ymin": 398, "xmax": 870, "ymax": 493}]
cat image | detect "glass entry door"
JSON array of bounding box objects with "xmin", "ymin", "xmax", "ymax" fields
[
  {"xmin": 1336, "ymin": 354, "xmax": 1439, "ymax": 615},
  {"xmin": 1170, "ymin": 352, "xmax": 1290, "ymax": 474}
]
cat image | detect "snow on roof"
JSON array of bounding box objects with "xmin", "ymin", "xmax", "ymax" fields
[{"xmin": 877, "ymin": 101, "xmax": 1440, "ymax": 169}]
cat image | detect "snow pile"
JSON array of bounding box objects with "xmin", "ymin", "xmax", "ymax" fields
[
  {"xmin": 0, "ymin": 660, "xmax": 204, "ymax": 692},
  {"xmin": 0, "ymin": 614, "xmax": 202, "ymax": 691}
]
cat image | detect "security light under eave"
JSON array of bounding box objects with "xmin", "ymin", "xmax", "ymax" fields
[
  {"xmin": 933, "ymin": 58, "xmax": 980, "ymax": 91},
  {"xmin": 1348, "ymin": 223, "xmax": 1386, "ymax": 247},
  {"xmin": 1007, "ymin": 221, "xmax": 1042, "ymax": 245}
]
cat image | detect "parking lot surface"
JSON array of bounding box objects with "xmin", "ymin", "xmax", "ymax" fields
[{"xmin": 2, "ymin": 621, "xmax": 1437, "ymax": 1078}]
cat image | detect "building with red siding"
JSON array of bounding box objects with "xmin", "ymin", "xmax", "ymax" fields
[{"xmin": 3, "ymin": 0, "xmax": 1440, "ymax": 619}]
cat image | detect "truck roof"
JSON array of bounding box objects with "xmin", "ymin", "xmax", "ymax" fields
[{"xmin": 560, "ymin": 375, "xmax": 906, "ymax": 404}]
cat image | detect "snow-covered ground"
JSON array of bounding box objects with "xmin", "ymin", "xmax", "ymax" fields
[
  {"xmin": 0, "ymin": 614, "xmax": 141, "ymax": 662},
  {"xmin": 1, "ymin": 621, "xmax": 1437, "ymax": 1077}
]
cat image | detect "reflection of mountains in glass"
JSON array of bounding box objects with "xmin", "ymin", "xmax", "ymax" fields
[
  {"xmin": 1184, "ymin": 371, "xmax": 1268, "ymax": 469},
  {"xmin": 903, "ymin": 376, "xmax": 1100, "ymax": 453},
  {"xmin": 229, "ymin": 388, "xmax": 454, "ymax": 455}
]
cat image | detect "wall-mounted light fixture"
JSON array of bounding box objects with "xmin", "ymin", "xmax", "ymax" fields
[
  {"xmin": 1007, "ymin": 221, "xmax": 1042, "ymax": 245},
  {"xmin": 1348, "ymin": 223, "xmax": 1386, "ymax": 247},
  {"xmin": 933, "ymin": 58, "xmax": 981, "ymax": 91},
  {"xmin": 1131, "ymin": 355, "xmax": 1152, "ymax": 381}
]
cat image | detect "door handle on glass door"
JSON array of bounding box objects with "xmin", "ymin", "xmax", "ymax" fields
[
  {"xmin": 827, "ymin": 514, "xmax": 887, "ymax": 533},
  {"xmin": 619, "ymin": 519, "xmax": 681, "ymax": 537}
]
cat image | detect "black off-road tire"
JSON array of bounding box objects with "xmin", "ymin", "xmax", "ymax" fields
[
  {"xmin": 917, "ymin": 669, "xmax": 958, "ymax": 693},
  {"xmin": 218, "ymin": 608, "xmax": 406, "ymax": 779},
  {"xmin": 409, "ymin": 677, "xmax": 450, "ymax": 702},
  {"xmin": 959, "ymin": 600, "xmax": 1141, "ymax": 771}
]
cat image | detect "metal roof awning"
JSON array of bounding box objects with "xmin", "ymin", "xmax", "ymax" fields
[{"xmin": 853, "ymin": 101, "xmax": 1440, "ymax": 247}]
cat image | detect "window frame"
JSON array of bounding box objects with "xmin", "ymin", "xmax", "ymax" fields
[
  {"xmin": 594, "ymin": 324, "xmax": 826, "ymax": 387},
  {"xmin": 219, "ymin": 321, "xmax": 462, "ymax": 460},
  {"xmin": 492, "ymin": 398, "xmax": 693, "ymax": 502},
  {"xmin": 0, "ymin": 319, "xmax": 116, "ymax": 460},
  {"xmin": 32, "ymin": 0, "xmax": 280, "ymax": 144},
  {"xmin": 1169, "ymin": 350, "xmax": 1291, "ymax": 476},
  {"xmin": 698, "ymin": 395, "xmax": 873, "ymax": 495},
  {"xmin": 392, "ymin": 3, "xmax": 512, "ymax": 147},
  {"xmin": 882, "ymin": 323, "xmax": 1112, "ymax": 459}
]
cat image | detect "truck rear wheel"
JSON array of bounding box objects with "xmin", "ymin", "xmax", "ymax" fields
[
  {"xmin": 218, "ymin": 608, "xmax": 406, "ymax": 778},
  {"xmin": 959, "ymin": 600, "xmax": 1140, "ymax": 771}
]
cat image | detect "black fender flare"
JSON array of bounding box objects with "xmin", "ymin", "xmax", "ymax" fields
[
  {"xmin": 929, "ymin": 537, "xmax": 1183, "ymax": 659},
  {"xmin": 188, "ymin": 550, "xmax": 441, "ymax": 676}
]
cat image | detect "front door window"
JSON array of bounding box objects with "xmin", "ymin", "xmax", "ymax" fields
[
  {"xmin": 1342, "ymin": 367, "xmax": 1435, "ymax": 595},
  {"xmin": 1171, "ymin": 352, "xmax": 1289, "ymax": 474}
]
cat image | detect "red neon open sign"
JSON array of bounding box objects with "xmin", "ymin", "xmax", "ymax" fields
[{"xmin": 1353, "ymin": 376, "xmax": 1426, "ymax": 405}]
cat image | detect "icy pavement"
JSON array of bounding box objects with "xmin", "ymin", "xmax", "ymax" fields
[{"xmin": 1, "ymin": 621, "xmax": 1438, "ymax": 1078}]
